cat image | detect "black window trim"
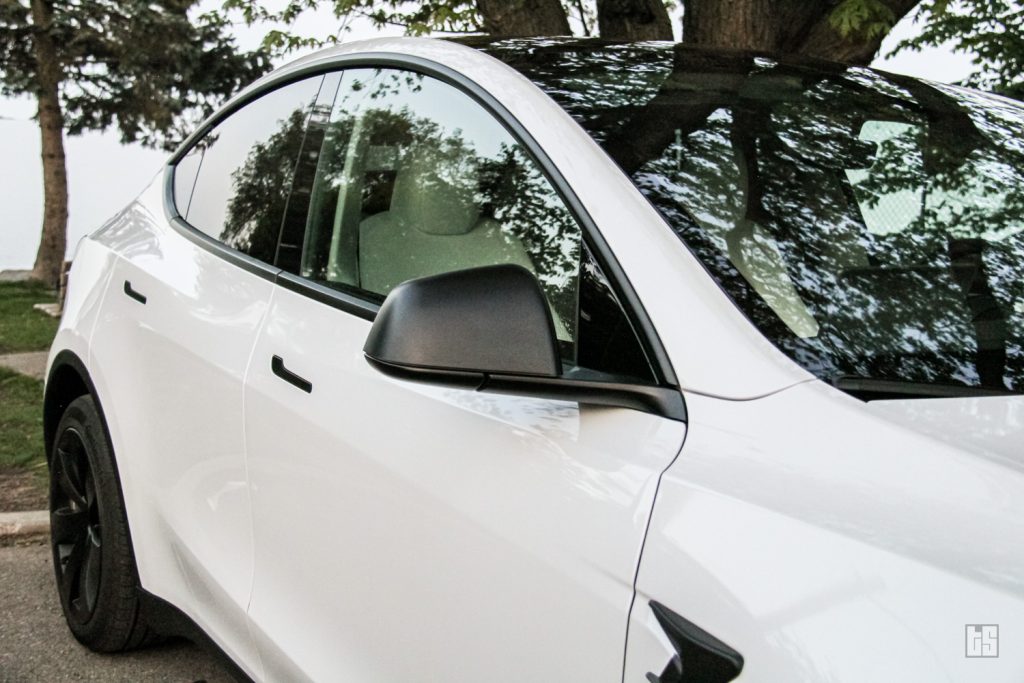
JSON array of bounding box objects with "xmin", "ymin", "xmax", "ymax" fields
[{"xmin": 161, "ymin": 50, "xmax": 684, "ymax": 417}]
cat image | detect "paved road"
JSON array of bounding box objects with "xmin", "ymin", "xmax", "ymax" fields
[{"xmin": 0, "ymin": 542, "xmax": 236, "ymax": 682}]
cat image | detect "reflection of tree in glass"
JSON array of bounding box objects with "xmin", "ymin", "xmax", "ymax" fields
[
  {"xmin": 310, "ymin": 101, "xmax": 581, "ymax": 336},
  {"xmin": 350, "ymin": 69, "xmax": 424, "ymax": 101},
  {"xmin": 486, "ymin": 40, "xmax": 1024, "ymax": 394},
  {"xmin": 221, "ymin": 108, "xmax": 308, "ymax": 263},
  {"xmin": 478, "ymin": 143, "xmax": 581, "ymax": 322}
]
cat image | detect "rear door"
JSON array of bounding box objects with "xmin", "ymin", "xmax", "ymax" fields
[
  {"xmin": 242, "ymin": 64, "xmax": 688, "ymax": 681},
  {"xmin": 88, "ymin": 74, "xmax": 325, "ymax": 675}
]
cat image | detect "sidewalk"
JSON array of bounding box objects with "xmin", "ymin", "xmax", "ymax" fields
[
  {"xmin": 0, "ymin": 349, "xmax": 50, "ymax": 540},
  {"xmin": 0, "ymin": 351, "xmax": 48, "ymax": 381}
]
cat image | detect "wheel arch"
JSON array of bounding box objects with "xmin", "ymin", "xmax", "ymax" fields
[{"xmin": 44, "ymin": 350, "xmax": 102, "ymax": 462}]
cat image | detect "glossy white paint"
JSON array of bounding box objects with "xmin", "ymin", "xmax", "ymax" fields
[
  {"xmin": 87, "ymin": 178, "xmax": 268, "ymax": 679},
  {"xmin": 45, "ymin": 37, "xmax": 1024, "ymax": 683},
  {"xmin": 863, "ymin": 394, "xmax": 1024, "ymax": 465},
  {"xmin": 626, "ymin": 382, "xmax": 1024, "ymax": 681},
  {"xmin": 243, "ymin": 284, "xmax": 686, "ymax": 681},
  {"xmin": 46, "ymin": 233, "xmax": 116, "ymax": 382}
]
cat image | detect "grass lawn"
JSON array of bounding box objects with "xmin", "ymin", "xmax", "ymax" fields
[
  {"xmin": 0, "ymin": 280, "xmax": 59, "ymax": 354},
  {"xmin": 0, "ymin": 367, "xmax": 46, "ymax": 470},
  {"xmin": 0, "ymin": 280, "xmax": 56, "ymax": 509}
]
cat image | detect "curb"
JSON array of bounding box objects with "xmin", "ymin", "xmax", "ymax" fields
[{"xmin": 0, "ymin": 510, "xmax": 49, "ymax": 546}]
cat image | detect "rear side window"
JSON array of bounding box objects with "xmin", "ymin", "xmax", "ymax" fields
[{"xmin": 176, "ymin": 76, "xmax": 324, "ymax": 263}]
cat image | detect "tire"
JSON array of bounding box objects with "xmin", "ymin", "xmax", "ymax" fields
[{"xmin": 49, "ymin": 395, "xmax": 160, "ymax": 652}]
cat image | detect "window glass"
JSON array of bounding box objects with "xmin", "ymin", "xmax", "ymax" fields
[
  {"xmin": 173, "ymin": 147, "xmax": 202, "ymax": 217},
  {"xmin": 577, "ymin": 244, "xmax": 655, "ymax": 381},
  {"xmin": 483, "ymin": 40, "xmax": 1024, "ymax": 396},
  {"xmin": 275, "ymin": 73, "xmax": 343, "ymax": 274},
  {"xmin": 183, "ymin": 76, "xmax": 324, "ymax": 263},
  {"xmin": 298, "ymin": 68, "xmax": 583, "ymax": 352}
]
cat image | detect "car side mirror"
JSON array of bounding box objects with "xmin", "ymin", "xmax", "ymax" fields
[
  {"xmin": 364, "ymin": 264, "xmax": 561, "ymax": 383},
  {"xmin": 363, "ymin": 264, "xmax": 686, "ymax": 420}
]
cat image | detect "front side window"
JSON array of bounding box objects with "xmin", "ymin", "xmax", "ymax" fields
[
  {"xmin": 298, "ymin": 68, "xmax": 584, "ymax": 352},
  {"xmin": 283, "ymin": 66, "xmax": 653, "ymax": 381},
  {"xmin": 177, "ymin": 75, "xmax": 324, "ymax": 263},
  {"xmin": 480, "ymin": 39, "xmax": 1024, "ymax": 397}
]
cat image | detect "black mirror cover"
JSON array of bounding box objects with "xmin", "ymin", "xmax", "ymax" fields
[{"xmin": 363, "ymin": 265, "xmax": 561, "ymax": 378}]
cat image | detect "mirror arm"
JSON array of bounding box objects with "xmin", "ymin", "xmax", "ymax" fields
[
  {"xmin": 365, "ymin": 357, "xmax": 486, "ymax": 391},
  {"xmin": 482, "ymin": 374, "xmax": 687, "ymax": 421},
  {"xmin": 367, "ymin": 355, "xmax": 687, "ymax": 422}
]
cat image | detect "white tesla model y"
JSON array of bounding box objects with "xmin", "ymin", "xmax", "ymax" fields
[{"xmin": 44, "ymin": 37, "xmax": 1024, "ymax": 681}]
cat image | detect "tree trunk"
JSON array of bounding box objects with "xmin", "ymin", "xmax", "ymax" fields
[
  {"xmin": 597, "ymin": 0, "xmax": 673, "ymax": 41},
  {"xmin": 476, "ymin": 0, "xmax": 571, "ymax": 37},
  {"xmin": 29, "ymin": 0, "xmax": 68, "ymax": 288},
  {"xmin": 681, "ymin": 0, "xmax": 920, "ymax": 66}
]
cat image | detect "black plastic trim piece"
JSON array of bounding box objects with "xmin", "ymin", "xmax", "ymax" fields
[
  {"xmin": 122, "ymin": 280, "xmax": 147, "ymax": 305},
  {"xmin": 648, "ymin": 601, "xmax": 744, "ymax": 683},
  {"xmin": 138, "ymin": 590, "xmax": 254, "ymax": 683},
  {"xmin": 271, "ymin": 355, "xmax": 313, "ymax": 393},
  {"xmin": 365, "ymin": 357, "xmax": 486, "ymax": 391},
  {"xmin": 275, "ymin": 271, "xmax": 378, "ymax": 321},
  {"xmin": 44, "ymin": 351, "xmax": 94, "ymax": 462},
  {"xmin": 483, "ymin": 374, "xmax": 686, "ymax": 420},
  {"xmin": 833, "ymin": 374, "xmax": 1020, "ymax": 400},
  {"xmin": 367, "ymin": 356, "xmax": 686, "ymax": 421},
  {"xmin": 163, "ymin": 206, "xmax": 283, "ymax": 283},
  {"xmin": 161, "ymin": 50, "xmax": 684, "ymax": 418}
]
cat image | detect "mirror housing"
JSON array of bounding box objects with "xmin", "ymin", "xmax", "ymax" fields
[
  {"xmin": 364, "ymin": 265, "xmax": 561, "ymax": 382},
  {"xmin": 363, "ymin": 265, "xmax": 686, "ymax": 420}
]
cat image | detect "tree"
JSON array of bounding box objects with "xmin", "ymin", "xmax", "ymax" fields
[
  {"xmin": 597, "ymin": 0, "xmax": 672, "ymax": 40},
  {"xmin": 234, "ymin": 0, "xmax": 1022, "ymax": 100},
  {"xmin": 233, "ymin": 1, "xmax": 908, "ymax": 58},
  {"xmin": 892, "ymin": 0, "xmax": 1024, "ymax": 99},
  {"xmin": 0, "ymin": 1, "xmax": 271, "ymax": 287},
  {"xmin": 476, "ymin": 0, "xmax": 570, "ymax": 36},
  {"xmin": 682, "ymin": 1, "xmax": 920, "ymax": 64}
]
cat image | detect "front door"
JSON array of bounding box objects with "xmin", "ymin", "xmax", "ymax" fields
[{"xmin": 243, "ymin": 64, "xmax": 687, "ymax": 681}]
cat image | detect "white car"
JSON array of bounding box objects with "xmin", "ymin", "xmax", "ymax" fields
[{"xmin": 44, "ymin": 37, "xmax": 1024, "ymax": 682}]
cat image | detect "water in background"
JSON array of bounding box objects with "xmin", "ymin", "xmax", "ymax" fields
[{"xmin": 0, "ymin": 105, "xmax": 163, "ymax": 272}]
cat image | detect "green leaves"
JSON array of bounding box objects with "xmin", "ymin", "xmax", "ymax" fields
[
  {"xmin": 830, "ymin": 0, "xmax": 900, "ymax": 39},
  {"xmin": 894, "ymin": 1, "xmax": 1023, "ymax": 99},
  {"xmin": 0, "ymin": 0, "xmax": 272, "ymax": 149}
]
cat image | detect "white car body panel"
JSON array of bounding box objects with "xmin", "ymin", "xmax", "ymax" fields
[
  {"xmin": 42, "ymin": 36, "xmax": 1024, "ymax": 682},
  {"xmin": 243, "ymin": 284, "xmax": 686, "ymax": 681},
  {"xmin": 87, "ymin": 180, "xmax": 268, "ymax": 679},
  {"xmin": 626, "ymin": 382, "xmax": 1024, "ymax": 681},
  {"xmin": 862, "ymin": 394, "xmax": 1024, "ymax": 464},
  {"xmin": 45, "ymin": 234, "xmax": 117, "ymax": 382}
]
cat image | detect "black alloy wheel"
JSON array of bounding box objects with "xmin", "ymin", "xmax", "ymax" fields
[
  {"xmin": 50, "ymin": 426, "xmax": 103, "ymax": 624},
  {"xmin": 49, "ymin": 395, "xmax": 160, "ymax": 652}
]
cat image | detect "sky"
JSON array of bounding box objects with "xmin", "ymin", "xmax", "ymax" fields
[{"xmin": 0, "ymin": 4, "xmax": 981, "ymax": 271}]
